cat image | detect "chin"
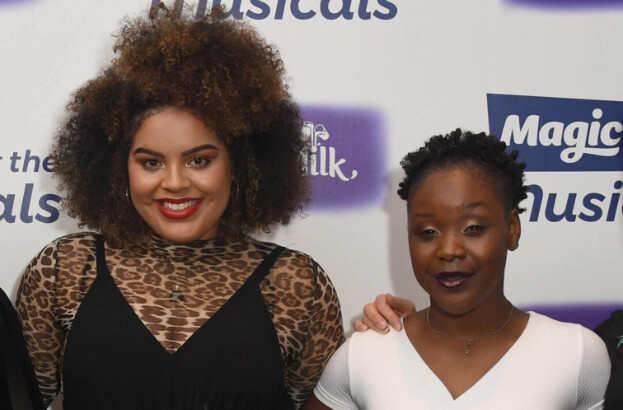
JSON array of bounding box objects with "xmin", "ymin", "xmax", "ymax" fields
[
  {"xmin": 430, "ymin": 295, "xmax": 477, "ymax": 316},
  {"xmin": 157, "ymin": 230, "xmax": 204, "ymax": 244}
]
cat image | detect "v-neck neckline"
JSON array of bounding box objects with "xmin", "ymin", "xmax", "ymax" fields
[
  {"xmin": 88, "ymin": 238, "xmax": 283, "ymax": 356},
  {"xmin": 98, "ymin": 254, "xmax": 253, "ymax": 357},
  {"xmin": 401, "ymin": 313, "xmax": 533, "ymax": 403}
]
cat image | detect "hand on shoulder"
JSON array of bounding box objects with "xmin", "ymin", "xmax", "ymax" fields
[{"xmin": 353, "ymin": 293, "xmax": 416, "ymax": 333}]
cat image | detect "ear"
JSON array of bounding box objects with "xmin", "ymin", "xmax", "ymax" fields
[{"xmin": 508, "ymin": 208, "xmax": 521, "ymax": 251}]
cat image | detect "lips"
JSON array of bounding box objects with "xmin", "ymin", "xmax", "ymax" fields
[
  {"xmin": 434, "ymin": 272, "xmax": 474, "ymax": 289},
  {"xmin": 155, "ymin": 198, "xmax": 202, "ymax": 220}
]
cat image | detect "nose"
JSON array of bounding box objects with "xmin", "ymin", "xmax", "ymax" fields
[
  {"xmin": 160, "ymin": 165, "xmax": 190, "ymax": 192},
  {"xmin": 435, "ymin": 232, "xmax": 466, "ymax": 261}
]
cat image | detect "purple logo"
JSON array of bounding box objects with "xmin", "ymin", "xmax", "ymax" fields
[
  {"xmin": 487, "ymin": 93, "xmax": 623, "ymax": 172},
  {"xmin": 301, "ymin": 106, "xmax": 386, "ymax": 210},
  {"xmin": 0, "ymin": 0, "xmax": 39, "ymax": 6}
]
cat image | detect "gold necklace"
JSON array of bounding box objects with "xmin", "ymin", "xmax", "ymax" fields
[{"xmin": 426, "ymin": 306, "xmax": 514, "ymax": 355}]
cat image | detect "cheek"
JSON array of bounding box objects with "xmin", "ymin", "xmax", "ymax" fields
[
  {"xmin": 200, "ymin": 171, "xmax": 230, "ymax": 189},
  {"xmin": 127, "ymin": 160, "xmax": 143, "ymax": 181},
  {"xmin": 213, "ymin": 165, "xmax": 233, "ymax": 193},
  {"xmin": 408, "ymin": 238, "xmax": 426, "ymax": 270},
  {"xmin": 127, "ymin": 165, "xmax": 141, "ymax": 192},
  {"xmin": 128, "ymin": 168, "xmax": 154, "ymax": 193},
  {"xmin": 468, "ymin": 242, "xmax": 508, "ymax": 271},
  {"xmin": 491, "ymin": 246, "xmax": 509, "ymax": 267},
  {"xmin": 127, "ymin": 167, "xmax": 161, "ymax": 202},
  {"xmin": 217, "ymin": 180, "xmax": 232, "ymax": 201}
]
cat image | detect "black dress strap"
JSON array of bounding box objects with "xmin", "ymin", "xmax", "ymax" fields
[
  {"xmin": 95, "ymin": 235, "xmax": 106, "ymax": 276},
  {"xmin": 245, "ymin": 246, "xmax": 285, "ymax": 287},
  {"xmin": 0, "ymin": 287, "xmax": 44, "ymax": 410}
]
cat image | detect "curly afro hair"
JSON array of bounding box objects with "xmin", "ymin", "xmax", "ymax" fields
[
  {"xmin": 51, "ymin": 4, "xmax": 309, "ymax": 245},
  {"xmin": 397, "ymin": 129, "xmax": 528, "ymax": 213}
]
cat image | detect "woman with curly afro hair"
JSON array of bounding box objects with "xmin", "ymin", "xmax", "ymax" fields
[
  {"xmin": 15, "ymin": 3, "xmax": 343, "ymax": 409},
  {"xmin": 306, "ymin": 129, "xmax": 610, "ymax": 409}
]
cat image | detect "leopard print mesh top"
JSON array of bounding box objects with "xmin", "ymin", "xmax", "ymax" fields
[{"xmin": 15, "ymin": 232, "xmax": 344, "ymax": 408}]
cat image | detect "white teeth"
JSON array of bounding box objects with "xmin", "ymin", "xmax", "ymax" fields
[
  {"xmin": 442, "ymin": 279, "xmax": 462, "ymax": 288},
  {"xmin": 160, "ymin": 200, "xmax": 197, "ymax": 211}
]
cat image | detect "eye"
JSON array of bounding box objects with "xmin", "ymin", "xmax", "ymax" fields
[
  {"xmin": 142, "ymin": 159, "xmax": 163, "ymax": 169},
  {"xmin": 186, "ymin": 156, "xmax": 211, "ymax": 168},
  {"xmin": 464, "ymin": 225, "xmax": 486, "ymax": 235},
  {"xmin": 417, "ymin": 228, "xmax": 439, "ymax": 238}
]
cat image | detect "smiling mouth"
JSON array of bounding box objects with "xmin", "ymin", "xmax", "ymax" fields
[
  {"xmin": 159, "ymin": 200, "xmax": 199, "ymax": 211},
  {"xmin": 434, "ymin": 272, "xmax": 474, "ymax": 289},
  {"xmin": 156, "ymin": 199, "xmax": 202, "ymax": 219}
]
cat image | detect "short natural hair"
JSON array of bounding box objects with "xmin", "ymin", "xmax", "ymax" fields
[
  {"xmin": 51, "ymin": 5, "xmax": 309, "ymax": 245},
  {"xmin": 397, "ymin": 129, "xmax": 528, "ymax": 213}
]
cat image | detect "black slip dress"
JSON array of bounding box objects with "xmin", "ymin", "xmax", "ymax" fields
[{"xmin": 62, "ymin": 237, "xmax": 293, "ymax": 410}]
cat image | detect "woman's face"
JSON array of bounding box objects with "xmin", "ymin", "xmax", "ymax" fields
[
  {"xmin": 128, "ymin": 107, "xmax": 232, "ymax": 243},
  {"xmin": 407, "ymin": 165, "xmax": 520, "ymax": 315}
]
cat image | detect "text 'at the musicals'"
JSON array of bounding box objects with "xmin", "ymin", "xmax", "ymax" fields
[
  {"xmin": 0, "ymin": 184, "xmax": 60, "ymax": 224},
  {"xmin": 155, "ymin": 0, "xmax": 398, "ymax": 20}
]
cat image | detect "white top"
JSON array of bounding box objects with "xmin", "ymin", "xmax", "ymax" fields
[{"xmin": 314, "ymin": 312, "xmax": 610, "ymax": 410}]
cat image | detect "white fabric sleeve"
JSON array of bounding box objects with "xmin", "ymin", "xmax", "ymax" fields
[
  {"xmin": 576, "ymin": 326, "xmax": 611, "ymax": 410},
  {"xmin": 312, "ymin": 338, "xmax": 358, "ymax": 410}
]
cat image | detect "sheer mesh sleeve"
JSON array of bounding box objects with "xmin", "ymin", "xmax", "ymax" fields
[
  {"xmin": 15, "ymin": 233, "xmax": 97, "ymax": 406},
  {"xmin": 15, "ymin": 240, "xmax": 64, "ymax": 406},
  {"xmin": 266, "ymin": 250, "xmax": 345, "ymax": 408}
]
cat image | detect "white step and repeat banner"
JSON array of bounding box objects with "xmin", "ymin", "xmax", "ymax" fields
[{"xmin": 1, "ymin": 0, "xmax": 622, "ymax": 337}]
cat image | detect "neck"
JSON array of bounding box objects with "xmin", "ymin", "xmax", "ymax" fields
[{"xmin": 427, "ymin": 297, "xmax": 513, "ymax": 340}]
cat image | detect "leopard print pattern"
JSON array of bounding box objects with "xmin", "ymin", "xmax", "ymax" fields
[{"xmin": 16, "ymin": 232, "xmax": 344, "ymax": 408}]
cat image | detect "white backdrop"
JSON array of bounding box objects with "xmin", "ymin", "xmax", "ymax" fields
[{"xmin": 1, "ymin": 0, "xmax": 622, "ymax": 348}]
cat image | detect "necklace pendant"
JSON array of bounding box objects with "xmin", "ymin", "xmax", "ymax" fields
[
  {"xmin": 426, "ymin": 306, "xmax": 514, "ymax": 356},
  {"xmin": 170, "ymin": 291, "xmax": 184, "ymax": 302},
  {"xmin": 170, "ymin": 284, "xmax": 185, "ymax": 302}
]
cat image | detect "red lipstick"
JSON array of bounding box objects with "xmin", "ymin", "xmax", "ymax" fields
[{"xmin": 155, "ymin": 198, "xmax": 202, "ymax": 220}]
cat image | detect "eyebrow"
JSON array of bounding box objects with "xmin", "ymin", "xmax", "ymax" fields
[
  {"xmin": 411, "ymin": 212, "xmax": 436, "ymax": 219},
  {"xmin": 461, "ymin": 202, "xmax": 486, "ymax": 210},
  {"xmin": 411, "ymin": 202, "xmax": 487, "ymax": 218},
  {"xmin": 181, "ymin": 144, "xmax": 219, "ymax": 157},
  {"xmin": 132, "ymin": 147, "xmax": 164, "ymax": 158},
  {"xmin": 132, "ymin": 144, "xmax": 219, "ymax": 158}
]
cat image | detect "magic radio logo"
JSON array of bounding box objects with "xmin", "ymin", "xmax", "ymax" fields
[
  {"xmin": 155, "ymin": 0, "xmax": 398, "ymax": 20},
  {"xmin": 487, "ymin": 94, "xmax": 623, "ymax": 222},
  {"xmin": 488, "ymin": 94, "xmax": 623, "ymax": 172},
  {"xmin": 300, "ymin": 106, "xmax": 386, "ymax": 210}
]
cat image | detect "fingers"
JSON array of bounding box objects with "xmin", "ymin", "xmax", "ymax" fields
[
  {"xmin": 352, "ymin": 302, "xmax": 390, "ymax": 333},
  {"xmin": 352, "ymin": 318, "xmax": 369, "ymax": 332},
  {"xmin": 386, "ymin": 294, "xmax": 417, "ymax": 317},
  {"xmin": 363, "ymin": 302, "xmax": 390, "ymax": 333},
  {"xmin": 354, "ymin": 293, "xmax": 418, "ymax": 334},
  {"xmin": 375, "ymin": 293, "xmax": 404, "ymax": 331}
]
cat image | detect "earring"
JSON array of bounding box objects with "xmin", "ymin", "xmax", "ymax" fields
[{"xmin": 125, "ymin": 187, "xmax": 130, "ymax": 200}]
